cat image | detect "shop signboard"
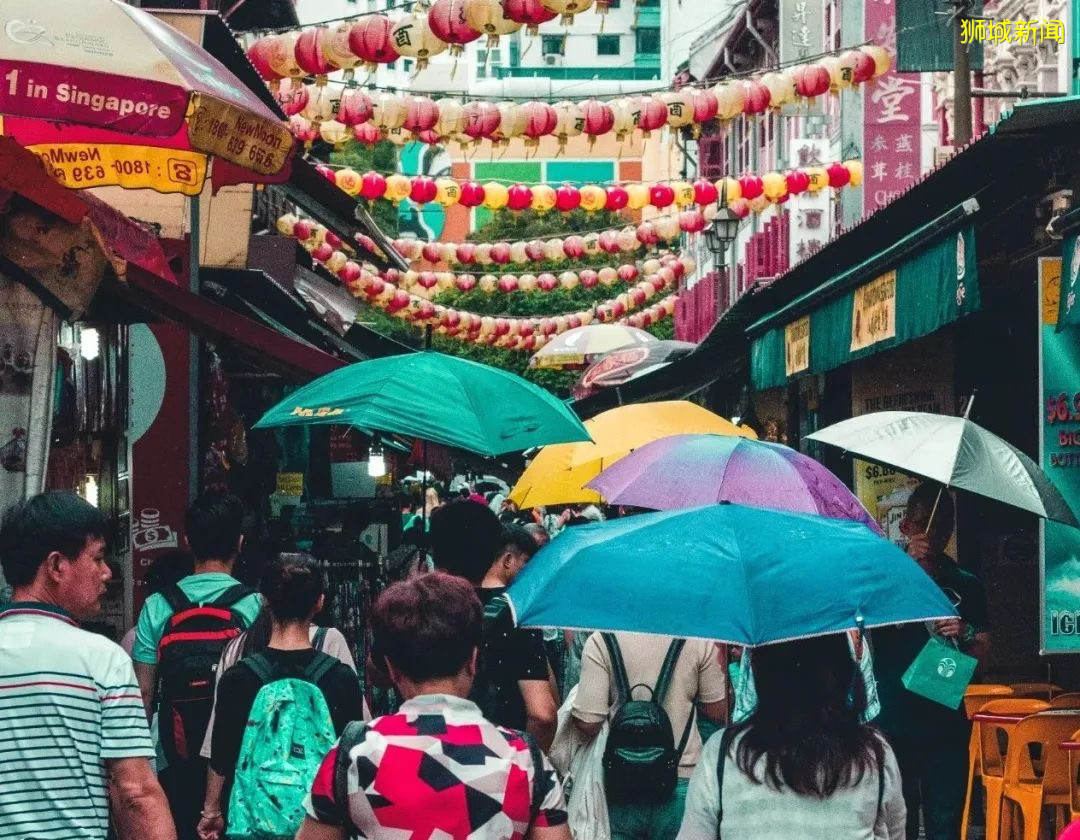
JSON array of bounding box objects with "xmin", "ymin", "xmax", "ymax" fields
[
  {"xmin": 779, "ymin": 0, "xmax": 826, "ymax": 116},
  {"xmin": 850, "ymin": 271, "xmax": 897, "ymax": 352},
  {"xmin": 788, "ymin": 138, "xmax": 832, "ymax": 266},
  {"xmin": 784, "ymin": 316, "xmax": 810, "ymax": 376},
  {"xmin": 1038, "ymin": 257, "xmax": 1080, "ymax": 653}
]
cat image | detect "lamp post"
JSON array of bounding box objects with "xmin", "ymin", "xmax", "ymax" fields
[{"xmin": 703, "ymin": 205, "xmax": 741, "ymax": 265}]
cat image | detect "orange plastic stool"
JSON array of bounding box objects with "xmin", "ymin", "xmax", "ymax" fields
[
  {"xmin": 1067, "ymin": 728, "xmax": 1080, "ymax": 824},
  {"xmin": 1049, "ymin": 694, "xmax": 1080, "ymax": 710},
  {"xmin": 961, "ymin": 687, "xmax": 1017, "ymax": 839},
  {"xmin": 999, "ymin": 712, "xmax": 1080, "ymax": 840},
  {"xmin": 977, "ymin": 699, "xmax": 1050, "ymax": 840},
  {"xmin": 1009, "ymin": 683, "xmax": 1063, "ymax": 700},
  {"xmin": 965, "ymin": 685, "xmax": 1016, "ymax": 720}
]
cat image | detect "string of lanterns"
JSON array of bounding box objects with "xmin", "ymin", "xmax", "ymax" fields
[
  {"xmin": 390, "ymin": 230, "xmax": 652, "ymax": 265},
  {"xmin": 304, "ymin": 162, "xmax": 864, "ymax": 216}
]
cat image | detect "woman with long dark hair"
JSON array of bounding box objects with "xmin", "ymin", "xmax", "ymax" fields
[{"xmin": 677, "ymin": 634, "xmax": 905, "ymax": 839}]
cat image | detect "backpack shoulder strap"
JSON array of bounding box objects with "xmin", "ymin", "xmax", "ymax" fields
[
  {"xmin": 601, "ymin": 633, "xmax": 632, "ymax": 705},
  {"xmin": 304, "ymin": 650, "xmax": 339, "ymax": 685},
  {"xmin": 212, "ymin": 582, "xmax": 254, "ymax": 609},
  {"xmin": 715, "ymin": 727, "xmax": 737, "ymax": 840},
  {"xmin": 653, "ymin": 638, "xmax": 686, "ymax": 706},
  {"xmin": 240, "ymin": 652, "xmax": 278, "ymax": 685},
  {"xmin": 313, "ymin": 626, "xmax": 329, "ymax": 651},
  {"xmin": 519, "ymin": 731, "xmax": 547, "ymax": 826},
  {"xmin": 334, "ymin": 721, "xmax": 370, "ymax": 836},
  {"xmin": 161, "ymin": 583, "xmax": 193, "ymax": 614},
  {"xmin": 876, "ymin": 748, "xmax": 885, "ymax": 819}
]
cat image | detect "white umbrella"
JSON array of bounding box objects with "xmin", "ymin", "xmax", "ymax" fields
[{"xmin": 807, "ymin": 410, "xmax": 1079, "ymax": 527}]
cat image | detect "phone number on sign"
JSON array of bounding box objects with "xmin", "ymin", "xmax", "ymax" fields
[
  {"xmin": 1046, "ymin": 392, "xmax": 1080, "ymax": 425},
  {"xmin": 29, "ymin": 144, "xmax": 207, "ymax": 195}
]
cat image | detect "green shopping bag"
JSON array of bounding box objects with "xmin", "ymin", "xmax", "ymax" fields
[{"xmin": 901, "ymin": 635, "xmax": 977, "ymax": 709}]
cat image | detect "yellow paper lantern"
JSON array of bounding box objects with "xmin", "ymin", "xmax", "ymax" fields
[
  {"xmin": 401, "ymin": 270, "xmax": 420, "ymax": 288},
  {"xmin": 671, "ymin": 180, "xmax": 695, "ymax": 207},
  {"xmin": 310, "ymin": 225, "xmax": 328, "ymax": 246},
  {"xmin": 837, "ymin": 52, "xmax": 860, "ymax": 88},
  {"xmin": 335, "ymin": 168, "xmax": 362, "ymax": 196},
  {"xmin": 372, "ymin": 92, "xmax": 407, "ymax": 132},
  {"xmin": 862, "ymin": 45, "xmax": 892, "ymax": 77},
  {"xmin": 267, "ymin": 32, "xmax": 302, "ymax": 79},
  {"xmin": 464, "ymin": 0, "xmax": 522, "ymax": 47},
  {"xmin": 478, "ymin": 276, "xmax": 498, "ymax": 295},
  {"xmin": 302, "ymin": 84, "xmax": 337, "ymax": 123},
  {"xmin": 437, "ymin": 271, "xmax": 455, "ymax": 290},
  {"xmin": 383, "ymin": 126, "xmax": 411, "ymax": 146},
  {"xmin": 661, "ymin": 90, "xmax": 695, "ymax": 128},
  {"xmin": 805, "ymin": 167, "xmax": 828, "ymax": 192},
  {"xmin": 385, "ymin": 174, "xmax": 412, "ymax": 203},
  {"xmin": 276, "ymin": 213, "xmax": 299, "ymax": 235},
  {"xmin": 434, "ymin": 98, "xmax": 465, "ymax": 138},
  {"xmin": 318, "ymin": 119, "xmax": 349, "ymax": 147},
  {"xmin": 844, "ymin": 159, "xmax": 864, "ymax": 187},
  {"xmin": 642, "ymin": 258, "xmax": 662, "ymax": 276},
  {"xmin": 531, "ymin": 184, "xmax": 556, "ymax": 212},
  {"xmin": 474, "ymin": 243, "xmax": 493, "ymax": 264},
  {"xmin": 820, "ymin": 56, "xmax": 849, "ymax": 92},
  {"xmin": 654, "ymin": 215, "xmax": 680, "ymax": 241},
  {"xmin": 519, "ymin": 273, "xmax": 538, "ymax": 292},
  {"xmin": 583, "ymin": 233, "xmax": 601, "ymax": 256},
  {"xmin": 761, "ymin": 171, "xmax": 788, "ymax": 201},
  {"xmin": 712, "ymin": 82, "xmax": 745, "ymax": 120},
  {"xmin": 610, "ymin": 98, "xmax": 636, "ymax": 142},
  {"xmin": 482, "ymin": 181, "xmax": 509, "ymax": 210},
  {"xmin": 748, "ymin": 194, "xmax": 770, "ymax": 213},
  {"xmin": 510, "ymin": 241, "xmax": 529, "ymax": 263},
  {"xmin": 716, "ymin": 176, "xmax": 742, "ymax": 203},
  {"xmin": 559, "ymin": 271, "xmax": 580, "ymax": 290},
  {"xmin": 680, "ymin": 255, "xmax": 697, "ymax": 277},
  {"xmin": 438, "ymin": 244, "xmax": 457, "ymax": 264},
  {"xmin": 545, "ymin": 238, "xmax": 566, "ymax": 261},
  {"xmin": 579, "ymin": 184, "xmax": 607, "ymax": 213},
  {"xmin": 479, "ymin": 314, "xmax": 496, "ymax": 334},
  {"xmin": 760, "ymin": 72, "xmax": 795, "ymax": 109},
  {"xmin": 598, "ymin": 266, "xmax": 618, "ymax": 286},
  {"xmin": 626, "ymin": 183, "xmax": 651, "ymax": 210},
  {"xmin": 553, "ymin": 100, "xmax": 584, "ymax": 144},
  {"xmin": 435, "ymin": 178, "xmax": 461, "ymax": 207},
  {"xmin": 390, "ymin": 11, "xmax": 448, "ymax": 71},
  {"xmin": 616, "ymin": 227, "xmax": 639, "ymax": 252},
  {"xmin": 540, "ymin": 0, "xmax": 596, "ymax": 26},
  {"xmin": 495, "ymin": 101, "xmax": 527, "ymax": 143},
  {"xmin": 326, "ymin": 251, "xmax": 348, "ymax": 273},
  {"xmin": 322, "ymin": 22, "xmax": 363, "ymax": 76}
]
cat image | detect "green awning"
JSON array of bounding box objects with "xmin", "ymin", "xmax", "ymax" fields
[{"xmin": 750, "ymin": 202, "xmax": 981, "ymax": 390}]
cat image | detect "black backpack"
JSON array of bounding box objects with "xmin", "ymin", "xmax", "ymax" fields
[
  {"xmin": 601, "ymin": 634, "xmax": 693, "ymax": 804},
  {"xmin": 156, "ymin": 582, "xmax": 254, "ymax": 763}
]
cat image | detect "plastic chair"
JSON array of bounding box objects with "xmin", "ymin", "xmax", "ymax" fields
[
  {"xmin": 999, "ymin": 711, "xmax": 1080, "ymax": 840},
  {"xmin": 961, "ymin": 687, "xmax": 1017, "ymax": 839},
  {"xmin": 978, "ymin": 699, "xmax": 1051, "ymax": 840},
  {"xmin": 965, "ymin": 684, "xmax": 1016, "ymax": 720},
  {"xmin": 1049, "ymin": 694, "xmax": 1080, "ymax": 710},
  {"xmin": 1009, "ymin": 683, "xmax": 1064, "ymax": 700},
  {"xmin": 1068, "ymin": 727, "xmax": 1080, "ymax": 824}
]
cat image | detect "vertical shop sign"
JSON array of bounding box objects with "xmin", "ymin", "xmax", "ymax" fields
[
  {"xmin": 864, "ymin": 0, "xmax": 921, "ymax": 214},
  {"xmin": 784, "ymin": 317, "xmax": 810, "ymax": 376},
  {"xmin": 1038, "ymin": 257, "xmax": 1080, "ymax": 653},
  {"xmin": 780, "ymin": 0, "xmax": 826, "ymax": 116},
  {"xmin": 850, "ymin": 271, "xmax": 897, "ymax": 352},
  {"xmin": 789, "ymin": 138, "xmax": 833, "ymax": 265}
]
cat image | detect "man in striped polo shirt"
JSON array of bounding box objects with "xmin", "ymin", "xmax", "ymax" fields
[{"xmin": 0, "ymin": 492, "xmax": 176, "ymax": 840}]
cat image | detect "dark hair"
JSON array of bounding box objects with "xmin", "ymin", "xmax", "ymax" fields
[
  {"xmin": 185, "ymin": 492, "xmax": 244, "ymax": 562},
  {"xmin": 385, "ymin": 543, "xmax": 425, "ymax": 582},
  {"xmin": 501, "ymin": 523, "xmax": 539, "ymax": 559},
  {"xmin": 907, "ymin": 481, "xmax": 955, "ymax": 538},
  {"xmin": 372, "ymin": 572, "xmax": 482, "ymax": 681},
  {"xmin": 732, "ymin": 634, "xmax": 884, "ymax": 798},
  {"xmin": 563, "ymin": 515, "xmax": 593, "ymax": 529},
  {"xmin": 0, "ymin": 492, "xmax": 107, "ymax": 587},
  {"xmin": 260, "ymin": 553, "xmax": 325, "ymax": 622},
  {"xmin": 429, "ymin": 500, "xmax": 502, "ymax": 584},
  {"xmin": 146, "ymin": 549, "xmax": 195, "ymax": 594}
]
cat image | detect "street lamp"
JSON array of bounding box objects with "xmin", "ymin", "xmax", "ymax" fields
[{"xmin": 704, "ymin": 204, "xmax": 741, "ymax": 264}]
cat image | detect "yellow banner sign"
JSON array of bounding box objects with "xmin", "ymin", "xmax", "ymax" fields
[
  {"xmin": 27, "ymin": 142, "xmax": 207, "ymax": 195},
  {"xmin": 784, "ymin": 316, "xmax": 810, "ymax": 377},
  {"xmin": 187, "ymin": 94, "xmax": 293, "ymax": 176},
  {"xmin": 850, "ymin": 271, "xmax": 897, "ymax": 352},
  {"xmin": 276, "ymin": 472, "xmax": 304, "ymax": 497}
]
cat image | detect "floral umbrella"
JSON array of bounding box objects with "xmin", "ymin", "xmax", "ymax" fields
[{"xmin": 0, "ymin": 0, "xmax": 294, "ymax": 195}]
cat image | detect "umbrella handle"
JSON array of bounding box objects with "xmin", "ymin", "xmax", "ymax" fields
[{"xmin": 923, "ymin": 391, "xmax": 975, "ymax": 535}]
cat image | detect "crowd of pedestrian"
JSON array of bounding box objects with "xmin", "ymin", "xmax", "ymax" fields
[{"xmin": 0, "ymin": 483, "xmax": 988, "ymax": 840}]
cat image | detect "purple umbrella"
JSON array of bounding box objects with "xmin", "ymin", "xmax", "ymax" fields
[{"xmin": 587, "ymin": 433, "xmax": 883, "ymax": 535}]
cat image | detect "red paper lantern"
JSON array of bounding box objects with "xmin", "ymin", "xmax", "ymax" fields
[
  {"xmin": 462, "ymin": 101, "xmax": 502, "ymax": 142},
  {"xmin": 456, "ymin": 242, "xmax": 477, "ymax": 264},
  {"xmin": 729, "ymin": 198, "xmax": 752, "ymax": 219},
  {"xmin": 338, "ymin": 261, "xmax": 363, "ymax": 284},
  {"xmin": 410, "ymin": 176, "xmax": 438, "ymax": 204},
  {"xmin": 404, "ymin": 96, "xmax": 440, "ymax": 134},
  {"xmin": 336, "ymin": 89, "xmax": 373, "ymax": 126},
  {"xmin": 360, "ymin": 171, "xmax": 387, "ymax": 200},
  {"xmin": 352, "ymin": 122, "xmax": 380, "ymax": 145},
  {"xmin": 579, "ymin": 269, "xmax": 599, "ymax": 288},
  {"xmin": 387, "ymin": 289, "xmax": 411, "ymax": 312},
  {"xmin": 692, "ymin": 178, "xmax": 719, "ymax": 206},
  {"xmin": 581, "ymin": 99, "xmax": 615, "ymax": 142},
  {"xmin": 525, "ymin": 240, "xmax": 546, "ymax": 261},
  {"xmin": 503, "ymin": 0, "xmax": 557, "ymax": 35},
  {"xmin": 636, "ymin": 222, "xmax": 659, "ymax": 246},
  {"xmin": 497, "ymin": 274, "xmax": 518, "ymax": 292},
  {"xmin": 518, "ymin": 319, "xmax": 535, "ymax": 337},
  {"xmin": 680, "ymin": 209, "xmax": 706, "ymax": 233},
  {"xmin": 490, "ymin": 242, "xmax": 512, "ymax": 264},
  {"xmin": 539, "ymin": 317, "xmax": 557, "ymax": 336},
  {"xmin": 849, "ymin": 49, "xmax": 877, "ymax": 84},
  {"xmin": 604, "ymin": 185, "xmax": 629, "ymax": 212},
  {"xmin": 274, "ymin": 79, "xmax": 309, "ymax": 116},
  {"xmin": 794, "ymin": 64, "xmax": 832, "ymax": 99},
  {"xmin": 421, "ymin": 242, "xmax": 442, "ymax": 263},
  {"xmin": 785, "ymin": 169, "xmax": 811, "ymax": 195},
  {"xmin": 289, "ymin": 115, "xmax": 318, "ymax": 144},
  {"xmin": 563, "ymin": 236, "xmax": 585, "ymax": 259},
  {"xmin": 522, "ymin": 101, "xmax": 558, "ymax": 144},
  {"xmin": 737, "ymin": 174, "xmax": 764, "ymax": 200},
  {"xmin": 595, "ymin": 304, "xmax": 614, "ymax": 323},
  {"xmin": 826, "ymin": 162, "xmax": 851, "ymax": 188},
  {"xmin": 414, "ymin": 300, "xmax": 438, "ymax": 322},
  {"xmin": 325, "ymin": 231, "xmax": 343, "ymax": 249},
  {"xmin": 459, "ymin": 181, "xmax": 486, "ymax": 207},
  {"xmin": 630, "ymin": 287, "xmax": 648, "ymax": 307},
  {"xmin": 383, "ymin": 268, "xmax": 401, "ymax": 286},
  {"xmin": 295, "ymin": 28, "xmax": 335, "ymax": 79},
  {"xmin": 348, "ymin": 15, "xmax": 400, "ymax": 68},
  {"xmin": 649, "ymin": 183, "xmax": 675, "ymax": 209},
  {"xmin": 691, "ymin": 89, "xmax": 719, "ymax": 127},
  {"xmin": 416, "ymin": 130, "xmax": 441, "ymax": 145},
  {"xmin": 537, "ymin": 273, "xmax": 558, "ymax": 291},
  {"xmin": 598, "ymin": 231, "xmax": 620, "ymax": 254},
  {"xmin": 507, "ymin": 183, "xmax": 533, "ymax": 211},
  {"xmin": 618, "ymin": 263, "xmax": 639, "ymax": 283},
  {"xmin": 555, "ymin": 184, "xmax": 581, "ymax": 212},
  {"xmin": 455, "ymin": 273, "xmax": 477, "ymax": 291},
  {"xmin": 494, "ymin": 318, "xmax": 511, "ymax": 337},
  {"xmin": 635, "ymin": 96, "xmax": 668, "ymax": 136},
  {"xmin": 246, "ymin": 37, "xmax": 282, "ymax": 82},
  {"xmin": 314, "ymin": 164, "xmax": 337, "ymax": 184},
  {"xmin": 417, "ymin": 271, "xmax": 439, "ymax": 289},
  {"xmin": 428, "ymin": 0, "xmax": 483, "ymax": 55},
  {"xmin": 741, "ymin": 80, "xmax": 771, "ymax": 115},
  {"xmin": 292, "ymin": 219, "xmax": 314, "ymax": 241},
  {"xmin": 363, "ymin": 278, "xmax": 385, "ymax": 297}
]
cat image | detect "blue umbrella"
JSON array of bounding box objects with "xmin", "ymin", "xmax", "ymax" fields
[{"xmin": 505, "ymin": 504, "xmax": 956, "ymax": 646}]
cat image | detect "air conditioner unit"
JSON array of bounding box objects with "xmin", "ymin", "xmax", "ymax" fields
[{"xmin": 543, "ymin": 54, "xmax": 564, "ymax": 66}]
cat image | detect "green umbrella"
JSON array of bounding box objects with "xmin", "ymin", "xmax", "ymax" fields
[{"xmin": 253, "ymin": 351, "xmax": 591, "ymax": 457}]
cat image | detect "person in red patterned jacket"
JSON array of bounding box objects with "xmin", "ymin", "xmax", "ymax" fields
[{"xmin": 297, "ymin": 572, "xmax": 570, "ymax": 840}]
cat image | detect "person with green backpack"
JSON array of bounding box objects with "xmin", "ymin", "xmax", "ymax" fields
[{"xmin": 196, "ymin": 555, "xmax": 363, "ymax": 840}]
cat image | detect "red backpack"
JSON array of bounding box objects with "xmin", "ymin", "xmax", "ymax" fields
[{"xmin": 155, "ymin": 582, "xmax": 254, "ymax": 763}]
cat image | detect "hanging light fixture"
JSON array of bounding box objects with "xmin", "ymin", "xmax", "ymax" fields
[
  {"xmin": 367, "ymin": 444, "xmax": 386, "ymax": 478},
  {"xmin": 703, "ymin": 183, "xmax": 742, "ymax": 263},
  {"xmin": 80, "ymin": 327, "xmax": 100, "ymax": 361}
]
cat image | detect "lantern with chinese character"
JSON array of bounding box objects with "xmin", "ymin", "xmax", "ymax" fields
[
  {"xmin": 276, "ymin": 213, "xmax": 299, "ymax": 236},
  {"xmin": 383, "ymin": 174, "xmax": 412, "ymax": 204},
  {"xmin": 540, "ymin": 0, "xmax": 595, "ymax": 26},
  {"xmin": 404, "ymin": 95, "xmax": 440, "ymax": 135},
  {"xmin": 462, "ymin": 100, "xmax": 502, "ymax": 144},
  {"xmin": 761, "ymin": 171, "xmax": 788, "ymax": 202},
  {"xmin": 671, "ymin": 181, "xmax": 695, "ymax": 207},
  {"xmin": 302, "ymin": 84, "xmax": 337, "ymax": 124},
  {"xmin": 267, "ymin": 32, "xmax": 303, "ymax": 79},
  {"xmin": 741, "ymin": 80, "xmax": 771, "ymax": 115},
  {"xmin": 348, "ymin": 15, "xmax": 400, "ymax": 71},
  {"xmin": 761, "ymin": 71, "xmax": 795, "ymax": 110},
  {"xmin": 611, "ymin": 98, "xmax": 637, "ymax": 142},
  {"xmin": 712, "ymin": 82, "xmax": 745, "ymax": 120},
  {"xmin": 428, "ymin": 0, "xmax": 482, "ymax": 57},
  {"xmin": 661, "ymin": 90, "xmax": 695, "ymax": 129},
  {"xmin": 635, "ymin": 95, "xmax": 668, "ymax": 138},
  {"xmin": 579, "ymin": 185, "xmax": 607, "ymax": 213},
  {"xmin": 847, "ymin": 49, "xmax": 876, "ymax": 84},
  {"xmin": 531, "ymin": 185, "xmax": 557, "ymax": 212},
  {"xmin": 503, "ymin": 0, "xmax": 558, "ymax": 36},
  {"xmin": 295, "ymin": 27, "xmax": 335, "ymax": 84},
  {"xmin": 581, "ymin": 99, "xmax": 615, "ymax": 146},
  {"xmin": 507, "ymin": 183, "xmax": 534, "ymax": 211},
  {"xmin": 805, "ymin": 167, "xmax": 828, "ymax": 192},
  {"xmin": 491, "ymin": 102, "xmax": 525, "ymax": 147},
  {"xmin": 391, "ymin": 11, "xmax": 448, "ymax": 71},
  {"xmin": 522, "ymin": 101, "xmax": 558, "ymax": 146},
  {"xmin": 353, "ymin": 122, "xmax": 380, "ymax": 145},
  {"xmin": 289, "ymin": 115, "xmax": 318, "ymax": 146},
  {"xmin": 337, "ymin": 88, "xmax": 373, "ymax": 126},
  {"xmin": 247, "ymin": 37, "xmax": 283, "ymax": 86},
  {"xmin": 319, "ymin": 119, "xmax": 349, "ymax": 148},
  {"xmin": 844, "ymin": 160, "xmax": 864, "ymax": 187},
  {"xmin": 482, "ymin": 181, "xmax": 509, "ymax": 210},
  {"xmin": 429, "ymin": 98, "xmax": 463, "ymax": 141},
  {"xmin": 464, "ymin": 0, "xmax": 523, "ymax": 48},
  {"xmin": 861, "ymin": 45, "xmax": 892, "ymax": 77},
  {"xmin": 383, "ymin": 126, "xmax": 411, "ymax": 147},
  {"xmin": 274, "ymin": 78, "xmax": 309, "ymax": 116},
  {"xmin": 552, "ymin": 100, "xmax": 584, "ymax": 151}
]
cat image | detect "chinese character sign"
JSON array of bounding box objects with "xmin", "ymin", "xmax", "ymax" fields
[
  {"xmin": 780, "ymin": 0, "xmax": 825, "ymax": 116},
  {"xmin": 789, "ymin": 138, "xmax": 833, "ymax": 268},
  {"xmin": 864, "ymin": 1, "xmax": 921, "ymax": 214}
]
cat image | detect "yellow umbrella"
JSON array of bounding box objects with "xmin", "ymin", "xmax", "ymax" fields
[{"xmin": 509, "ymin": 401, "xmax": 756, "ymax": 508}]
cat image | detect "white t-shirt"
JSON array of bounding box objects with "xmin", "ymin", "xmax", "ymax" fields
[{"xmin": 677, "ymin": 730, "xmax": 906, "ymax": 840}]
